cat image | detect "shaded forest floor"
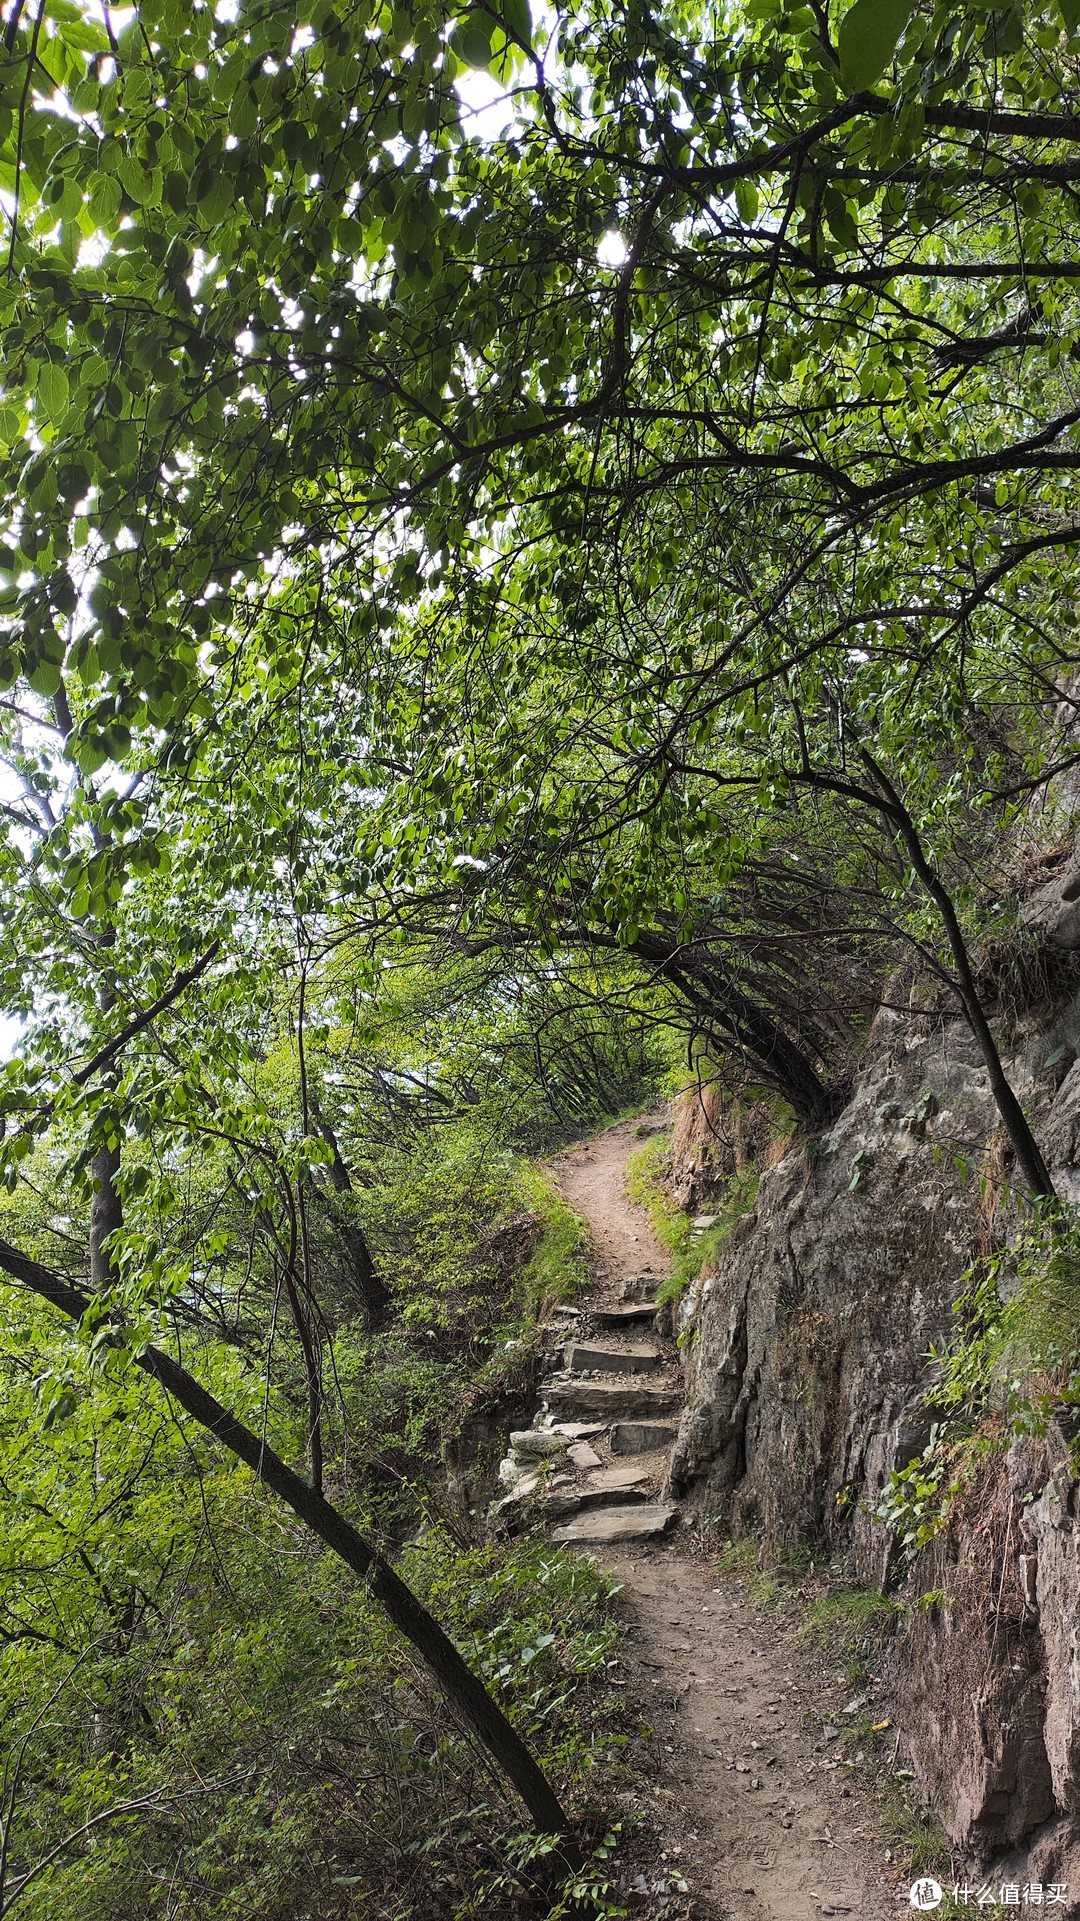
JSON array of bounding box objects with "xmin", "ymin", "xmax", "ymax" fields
[{"xmin": 550, "ymin": 1119, "xmax": 917, "ymax": 1921}]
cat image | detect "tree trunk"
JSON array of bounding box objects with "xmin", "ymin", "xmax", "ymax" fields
[
  {"xmin": 0, "ymin": 1236, "xmax": 577, "ymax": 1853},
  {"xmin": 313, "ymin": 1106, "xmax": 391, "ymax": 1328},
  {"xmin": 858, "ymin": 752, "xmax": 1057, "ymax": 1202},
  {"xmin": 89, "ymin": 1142, "xmax": 123, "ymax": 1294}
]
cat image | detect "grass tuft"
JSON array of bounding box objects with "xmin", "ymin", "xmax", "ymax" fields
[
  {"xmin": 625, "ymin": 1136, "xmax": 758, "ymax": 1309},
  {"xmin": 714, "ymin": 1535, "xmax": 759, "ymax": 1575}
]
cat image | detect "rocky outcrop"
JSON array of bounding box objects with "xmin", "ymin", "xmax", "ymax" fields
[
  {"xmin": 668, "ymin": 1010, "xmax": 998, "ymax": 1560},
  {"xmin": 886, "ymin": 1454, "xmax": 1056, "ymax": 1855},
  {"xmin": 664, "ymin": 986, "xmax": 1080, "ymax": 1892}
]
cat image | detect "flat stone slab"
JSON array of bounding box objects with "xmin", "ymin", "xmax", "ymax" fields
[
  {"xmin": 540, "ymin": 1379, "xmax": 681, "ymax": 1420},
  {"xmin": 585, "ymin": 1466, "xmax": 648, "ymax": 1493},
  {"xmin": 610, "ymin": 1420, "xmax": 677, "ymax": 1455},
  {"xmin": 592, "ymin": 1303, "xmax": 657, "ymax": 1327},
  {"xmin": 567, "ymin": 1442, "xmax": 602, "ymax": 1470},
  {"xmin": 500, "ymin": 1482, "xmax": 648, "ymax": 1526},
  {"xmin": 548, "ymin": 1483, "xmax": 648, "ymax": 1518},
  {"xmin": 552, "ymin": 1503, "xmax": 678, "ymax": 1545},
  {"xmin": 565, "ymin": 1340, "xmax": 662, "ymax": 1375},
  {"xmin": 551, "ymin": 1422, "xmax": 607, "ymax": 1439}
]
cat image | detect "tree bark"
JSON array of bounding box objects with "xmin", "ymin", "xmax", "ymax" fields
[
  {"xmin": 312, "ymin": 1104, "xmax": 391, "ymax": 1328},
  {"xmin": 0, "ymin": 1236, "xmax": 577, "ymax": 1851},
  {"xmin": 89, "ymin": 1142, "xmax": 123, "ymax": 1294}
]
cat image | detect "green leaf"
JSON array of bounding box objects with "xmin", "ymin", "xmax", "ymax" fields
[
  {"xmin": 117, "ymin": 153, "xmax": 155, "ymax": 206},
  {"xmin": 838, "ymin": 0, "xmax": 915, "ymax": 91},
  {"xmin": 501, "ymin": 0, "xmax": 532, "ymax": 44},
  {"xmin": 26, "ymin": 658, "xmax": 62, "ymax": 698},
  {"xmin": 88, "ymin": 171, "xmax": 122, "ymax": 225},
  {"xmin": 452, "ymin": 17, "xmax": 494, "ymax": 66},
  {"xmin": 70, "ymin": 729, "xmax": 111, "ymax": 774},
  {"xmin": 734, "ymin": 178, "xmax": 759, "ymax": 223},
  {"xmin": 824, "ymin": 188, "xmax": 857, "ymax": 248},
  {"xmin": 1060, "ymin": 0, "xmax": 1080, "ymax": 29},
  {"xmin": 37, "ymin": 362, "xmax": 69, "ymax": 421}
]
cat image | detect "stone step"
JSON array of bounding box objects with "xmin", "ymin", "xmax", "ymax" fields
[
  {"xmin": 619, "ymin": 1272, "xmax": 659, "ymax": 1304},
  {"xmin": 548, "ymin": 1480, "xmax": 650, "ymax": 1519},
  {"xmin": 550, "ymin": 1421, "xmax": 607, "ymax": 1440},
  {"xmin": 610, "ymin": 1419, "xmax": 678, "ymax": 1456},
  {"xmin": 584, "ymin": 1465, "xmax": 649, "ymax": 1495},
  {"xmin": 565, "ymin": 1340, "xmax": 662, "ymax": 1375},
  {"xmin": 496, "ymin": 1477, "xmax": 647, "ymax": 1525},
  {"xmin": 539, "ymin": 1379, "xmax": 681, "ymax": 1420},
  {"xmin": 567, "ymin": 1441, "xmax": 602, "ymax": 1470},
  {"xmin": 591, "ymin": 1303, "xmax": 657, "ymax": 1328},
  {"xmin": 552, "ymin": 1502, "xmax": 679, "ymax": 1545}
]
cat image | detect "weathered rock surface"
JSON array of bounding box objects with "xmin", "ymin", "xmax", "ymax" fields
[
  {"xmin": 610, "ymin": 1419, "xmax": 677, "ymax": 1455},
  {"xmin": 552, "ymin": 1502, "xmax": 678, "ymax": 1545},
  {"xmin": 886, "ymin": 1455, "xmax": 1055, "ymax": 1853},
  {"xmin": 667, "ymin": 1017, "xmax": 995, "ymax": 1559},
  {"xmin": 619, "ymin": 1272, "xmax": 659, "ymax": 1302},
  {"xmin": 1022, "ymin": 861, "xmax": 1080, "ymax": 951},
  {"xmin": 541, "ymin": 1378, "xmax": 681, "ymax": 1419},
  {"xmin": 564, "ymin": 1339, "xmax": 662, "ymax": 1375},
  {"xmin": 664, "ymin": 993, "xmax": 1080, "ymax": 1879},
  {"xmin": 567, "ymin": 1441, "xmax": 602, "ymax": 1470}
]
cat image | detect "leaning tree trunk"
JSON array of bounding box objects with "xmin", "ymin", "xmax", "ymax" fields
[
  {"xmin": 634, "ymin": 934, "xmax": 835, "ymax": 1120},
  {"xmin": 857, "ymin": 751, "xmax": 1057, "ymax": 1203},
  {"xmin": 0, "ymin": 1236, "xmax": 577, "ymax": 1854}
]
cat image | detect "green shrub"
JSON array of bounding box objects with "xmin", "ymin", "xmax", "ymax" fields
[{"xmin": 873, "ymin": 1212, "xmax": 1080, "ymax": 1561}]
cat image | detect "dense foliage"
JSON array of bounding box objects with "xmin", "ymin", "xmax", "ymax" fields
[{"xmin": 2, "ymin": 0, "xmax": 1080, "ymax": 1910}]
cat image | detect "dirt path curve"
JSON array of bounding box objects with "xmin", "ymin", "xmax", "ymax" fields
[
  {"xmin": 550, "ymin": 1117, "xmax": 902, "ymax": 1921},
  {"xmin": 554, "ymin": 1118, "xmax": 672, "ymax": 1299}
]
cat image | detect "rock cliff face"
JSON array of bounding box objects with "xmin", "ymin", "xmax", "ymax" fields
[{"xmin": 664, "ymin": 884, "xmax": 1080, "ymax": 1892}]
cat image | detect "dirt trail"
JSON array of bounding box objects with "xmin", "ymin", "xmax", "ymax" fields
[
  {"xmin": 551, "ymin": 1117, "xmax": 903, "ymax": 1921},
  {"xmin": 555, "ymin": 1120, "xmax": 672, "ymax": 1296}
]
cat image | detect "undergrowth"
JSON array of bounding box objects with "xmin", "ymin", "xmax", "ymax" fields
[
  {"xmin": 874, "ymin": 1210, "xmax": 1080, "ymax": 1562},
  {"xmin": 327, "ymin": 1134, "xmax": 591, "ymax": 1528},
  {"xmin": 13, "ymin": 1512, "xmax": 634, "ymax": 1921},
  {"xmin": 517, "ymin": 1162, "xmax": 590, "ymax": 1309},
  {"xmin": 624, "ymin": 1135, "xmax": 758, "ymax": 1309}
]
